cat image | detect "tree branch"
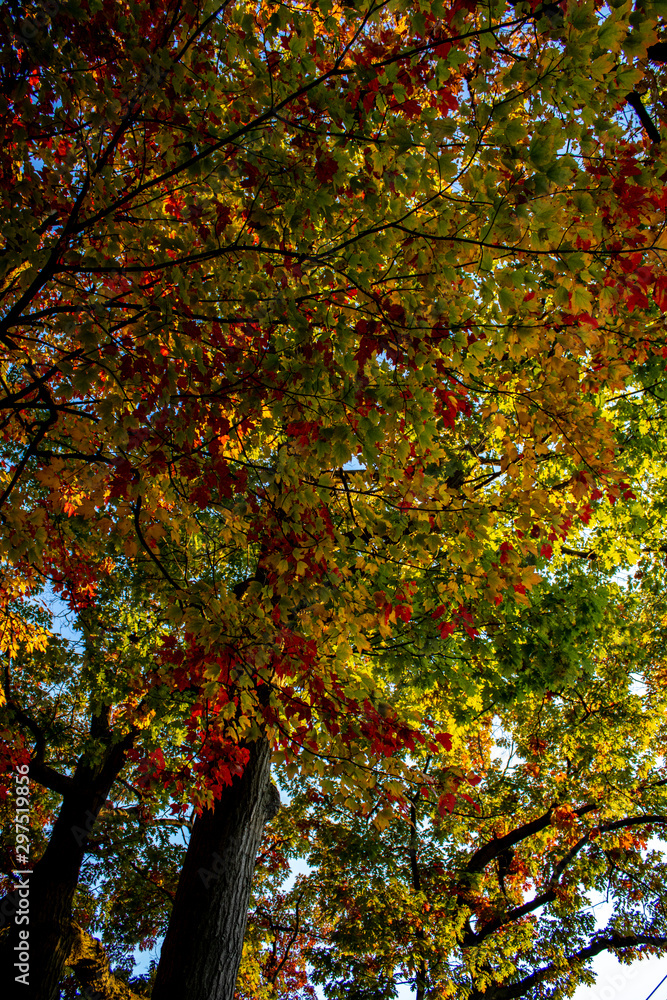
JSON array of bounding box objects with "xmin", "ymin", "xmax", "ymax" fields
[{"xmin": 471, "ymin": 932, "xmax": 667, "ymax": 1000}]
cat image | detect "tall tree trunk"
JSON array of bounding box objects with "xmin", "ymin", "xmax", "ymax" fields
[
  {"xmin": 410, "ymin": 797, "xmax": 427, "ymax": 1000},
  {"xmin": 152, "ymin": 733, "xmax": 278, "ymax": 1000},
  {"xmin": 0, "ymin": 731, "xmax": 133, "ymax": 1000}
]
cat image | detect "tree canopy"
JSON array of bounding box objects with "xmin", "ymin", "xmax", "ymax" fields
[{"xmin": 2, "ymin": 0, "xmax": 667, "ymax": 997}]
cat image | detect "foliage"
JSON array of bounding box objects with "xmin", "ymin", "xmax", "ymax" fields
[
  {"xmin": 2, "ymin": 0, "xmax": 667, "ymax": 996},
  {"xmin": 240, "ymin": 583, "xmax": 667, "ymax": 999}
]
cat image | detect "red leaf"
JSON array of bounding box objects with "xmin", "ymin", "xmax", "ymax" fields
[
  {"xmin": 314, "ymin": 153, "xmax": 338, "ymax": 184},
  {"xmin": 398, "ymin": 98, "xmax": 422, "ymax": 119},
  {"xmin": 438, "ymin": 792, "xmax": 456, "ymax": 816}
]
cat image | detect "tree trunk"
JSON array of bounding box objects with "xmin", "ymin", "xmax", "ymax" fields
[
  {"xmin": 0, "ymin": 733, "xmax": 133, "ymax": 1000},
  {"xmin": 152, "ymin": 733, "xmax": 277, "ymax": 1000},
  {"xmin": 410, "ymin": 797, "xmax": 427, "ymax": 1000}
]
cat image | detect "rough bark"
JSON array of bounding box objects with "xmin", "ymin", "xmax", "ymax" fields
[
  {"xmin": 68, "ymin": 923, "xmax": 142, "ymax": 1000},
  {"xmin": 409, "ymin": 798, "xmax": 427, "ymax": 1000},
  {"xmin": 151, "ymin": 733, "xmax": 277, "ymax": 1000},
  {"xmin": 0, "ymin": 729, "xmax": 134, "ymax": 1000}
]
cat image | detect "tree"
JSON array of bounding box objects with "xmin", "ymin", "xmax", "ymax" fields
[
  {"xmin": 3, "ymin": 0, "xmax": 667, "ymax": 997},
  {"xmin": 239, "ymin": 579, "xmax": 667, "ymax": 1000}
]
